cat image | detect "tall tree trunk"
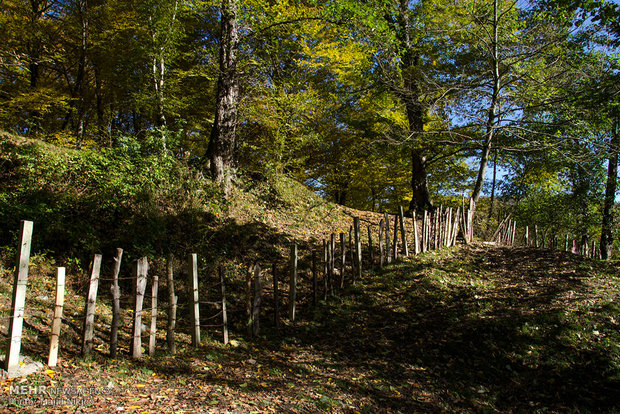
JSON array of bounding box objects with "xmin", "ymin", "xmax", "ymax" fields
[
  {"xmin": 601, "ymin": 110, "xmax": 619, "ymax": 260},
  {"xmin": 409, "ymin": 149, "xmax": 433, "ymax": 213},
  {"xmin": 27, "ymin": 0, "xmax": 48, "ymax": 133},
  {"xmin": 486, "ymin": 148, "xmax": 498, "ymax": 235},
  {"xmin": 149, "ymin": 0, "xmax": 178, "ymax": 154},
  {"xmin": 207, "ymin": 0, "xmax": 239, "ymax": 196},
  {"xmin": 153, "ymin": 50, "xmax": 168, "ymax": 153},
  {"xmin": 74, "ymin": 0, "xmax": 88, "ymax": 149},
  {"xmin": 398, "ymin": 0, "xmax": 433, "ymax": 213},
  {"xmin": 471, "ymin": 0, "xmax": 501, "ymax": 208}
]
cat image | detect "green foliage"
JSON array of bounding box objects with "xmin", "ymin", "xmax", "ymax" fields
[{"xmin": 0, "ymin": 132, "xmax": 225, "ymax": 261}]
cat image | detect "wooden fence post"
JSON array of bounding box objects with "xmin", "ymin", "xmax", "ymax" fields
[
  {"xmin": 274, "ymin": 262, "xmax": 280, "ymax": 329},
  {"xmin": 246, "ymin": 266, "xmax": 252, "ymax": 335},
  {"xmin": 4, "ymin": 220, "xmax": 33, "ymax": 373},
  {"xmin": 329, "ymin": 234, "xmax": 335, "ymax": 296},
  {"xmin": 132, "ymin": 257, "xmax": 148, "ymax": 358},
  {"xmin": 384, "ymin": 212, "xmax": 391, "ymax": 264},
  {"xmin": 422, "ymin": 210, "xmax": 428, "ymax": 252},
  {"xmin": 378, "ymin": 219, "xmax": 384, "ymax": 267},
  {"xmin": 367, "ymin": 226, "xmax": 374, "ymax": 266},
  {"xmin": 289, "ymin": 243, "xmax": 297, "ymax": 321},
  {"xmin": 348, "ymin": 226, "xmax": 354, "ymax": 271},
  {"xmin": 445, "ymin": 209, "xmax": 450, "ymax": 247},
  {"xmin": 399, "ymin": 206, "xmax": 409, "ymax": 257},
  {"xmin": 148, "ymin": 274, "xmax": 159, "ymax": 356},
  {"xmin": 82, "ymin": 254, "xmax": 102, "ymax": 358},
  {"xmin": 525, "ymin": 226, "xmax": 529, "ymax": 246},
  {"xmin": 392, "ymin": 214, "xmax": 399, "ymax": 260},
  {"xmin": 311, "ymin": 251, "xmax": 317, "ymax": 305},
  {"xmin": 354, "ymin": 217, "xmax": 362, "ymax": 280},
  {"xmin": 322, "ymin": 240, "xmax": 328, "ymax": 301},
  {"xmin": 452, "ymin": 208, "xmax": 461, "ymax": 246},
  {"xmin": 434, "ymin": 208, "xmax": 440, "ymax": 249},
  {"xmin": 252, "ymin": 264, "xmax": 262, "ymax": 337},
  {"xmin": 329, "ymin": 233, "xmax": 336, "ymax": 296},
  {"xmin": 439, "ymin": 206, "xmax": 445, "ymax": 248},
  {"xmin": 189, "ymin": 254, "xmax": 200, "ymax": 348},
  {"xmin": 110, "ymin": 248, "xmax": 122, "ymax": 359},
  {"xmin": 166, "ymin": 255, "xmax": 177, "ymax": 354},
  {"xmin": 339, "ymin": 233, "xmax": 346, "ymax": 288},
  {"xmin": 220, "ymin": 266, "xmax": 229, "ymax": 344},
  {"xmin": 48, "ymin": 267, "xmax": 65, "ymax": 367},
  {"xmin": 412, "ymin": 210, "xmax": 420, "ymax": 254}
]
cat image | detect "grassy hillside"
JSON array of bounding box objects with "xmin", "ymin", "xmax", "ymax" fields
[
  {"xmin": 1, "ymin": 132, "xmax": 619, "ymax": 413},
  {"xmin": 0, "ymin": 130, "xmax": 380, "ymax": 370},
  {"xmin": 0, "ymin": 131, "xmax": 377, "ymax": 269}
]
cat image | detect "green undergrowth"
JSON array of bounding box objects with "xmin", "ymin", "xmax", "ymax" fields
[{"xmin": 0, "ymin": 131, "xmax": 357, "ymax": 284}]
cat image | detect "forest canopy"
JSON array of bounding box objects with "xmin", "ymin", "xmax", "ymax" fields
[{"xmin": 0, "ymin": 0, "xmax": 618, "ymax": 252}]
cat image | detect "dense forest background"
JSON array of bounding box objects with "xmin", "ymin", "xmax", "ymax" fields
[{"xmin": 0, "ymin": 0, "xmax": 619, "ymax": 256}]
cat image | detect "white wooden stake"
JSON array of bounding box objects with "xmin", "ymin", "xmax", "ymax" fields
[{"xmin": 5, "ymin": 220, "xmax": 33, "ymax": 373}]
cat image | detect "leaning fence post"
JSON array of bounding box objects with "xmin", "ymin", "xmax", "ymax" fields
[
  {"xmin": 422, "ymin": 210, "xmax": 428, "ymax": 252},
  {"xmin": 148, "ymin": 274, "xmax": 159, "ymax": 356},
  {"xmin": 220, "ymin": 266, "xmax": 229, "ymax": 344},
  {"xmin": 110, "ymin": 248, "xmax": 123, "ymax": 359},
  {"xmin": 330, "ymin": 234, "xmax": 335, "ymax": 295},
  {"xmin": 384, "ymin": 212, "xmax": 391, "ymax": 264},
  {"xmin": 322, "ymin": 239, "xmax": 328, "ymax": 301},
  {"xmin": 4, "ymin": 220, "xmax": 33, "ymax": 373},
  {"xmin": 392, "ymin": 214, "xmax": 399, "ymax": 260},
  {"xmin": 82, "ymin": 254, "xmax": 102, "ymax": 358},
  {"xmin": 367, "ymin": 226, "xmax": 374, "ymax": 266},
  {"xmin": 166, "ymin": 255, "xmax": 177, "ymax": 354},
  {"xmin": 378, "ymin": 219, "xmax": 385, "ymax": 267},
  {"xmin": 412, "ymin": 210, "xmax": 420, "ymax": 254},
  {"xmin": 273, "ymin": 263, "xmax": 280, "ymax": 330},
  {"xmin": 399, "ymin": 206, "xmax": 409, "ymax": 257},
  {"xmin": 48, "ymin": 267, "xmax": 66, "ymax": 367},
  {"xmin": 132, "ymin": 257, "xmax": 148, "ymax": 358},
  {"xmin": 312, "ymin": 251, "xmax": 317, "ymax": 306},
  {"xmin": 339, "ymin": 233, "xmax": 346, "ymax": 288},
  {"xmin": 289, "ymin": 243, "xmax": 298, "ymax": 321},
  {"xmin": 189, "ymin": 254, "xmax": 200, "ymax": 347},
  {"xmin": 252, "ymin": 264, "xmax": 262, "ymax": 336},
  {"xmin": 525, "ymin": 226, "xmax": 529, "ymax": 246},
  {"xmin": 354, "ymin": 217, "xmax": 362, "ymax": 280}
]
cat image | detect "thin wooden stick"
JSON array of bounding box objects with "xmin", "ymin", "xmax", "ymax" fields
[
  {"xmin": 48, "ymin": 267, "xmax": 66, "ymax": 367},
  {"xmin": 110, "ymin": 248, "xmax": 122, "ymax": 358},
  {"xmin": 148, "ymin": 274, "xmax": 159, "ymax": 356},
  {"xmin": 82, "ymin": 254, "xmax": 102, "ymax": 358}
]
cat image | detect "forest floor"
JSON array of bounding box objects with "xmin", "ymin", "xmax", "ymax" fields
[{"xmin": 1, "ymin": 243, "xmax": 620, "ymax": 413}]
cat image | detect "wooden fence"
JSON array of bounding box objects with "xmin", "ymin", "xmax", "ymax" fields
[{"xmin": 2, "ymin": 206, "xmax": 479, "ymax": 375}]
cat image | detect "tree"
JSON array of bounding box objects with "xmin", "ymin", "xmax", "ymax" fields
[
  {"xmin": 601, "ymin": 109, "xmax": 619, "ymax": 259},
  {"xmin": 206, "ymin": 0, "xmax": 239, "ymax": 195}
]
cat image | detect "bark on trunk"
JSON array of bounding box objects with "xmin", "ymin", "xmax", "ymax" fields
[
  {"xmin": 207, "ymin": 0, "xmax": 239, "ymax": 196},
  {"xmin": 397, "ymin": 0, "xmax": 433, "ymax": 213},
  {"xmin": 74, "ymin": 0, "xmax": 88, "ymax": 149},
  {"xmin": 470, "ymin": 0, "xmax": 501, "ymax": 208},
  {"xmin": 601, "ymin": 111, "xmax": 619, "ymax": 260},
  {"xmin": 409, "ymin": 149, "xmax": 433, "ymax": 213}
]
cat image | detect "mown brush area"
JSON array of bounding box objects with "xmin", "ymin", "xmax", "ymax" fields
[{"xmin": 1, "ymin": 134, "xmax": 620, "ymax": 413}]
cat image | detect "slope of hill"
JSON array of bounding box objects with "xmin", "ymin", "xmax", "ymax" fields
[{"xmin": 1, "ymin": 132, "xmax": 619, "ymax": 413}]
